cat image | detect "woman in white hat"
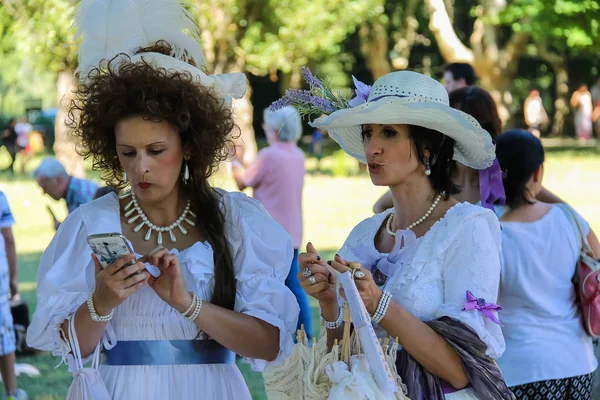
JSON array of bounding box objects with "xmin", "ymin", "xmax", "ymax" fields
[
  {"xmin": 26, "ymin": 1, "xmax": 299, "ymax": 399},
  {"xmin": 280, "ymin": 70, "xmax": 513, "ymax": 399}
]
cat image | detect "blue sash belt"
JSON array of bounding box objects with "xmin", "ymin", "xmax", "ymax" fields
[{"xmin": 103, "ymin": 340, "xmax": 236, "ymax": 366}]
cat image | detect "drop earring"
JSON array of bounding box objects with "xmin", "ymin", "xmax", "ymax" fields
[
  {"xmin": 183, "ymin": 161, "xmax": 190, "ymax": 184},
  {"xmin": 425, "ymin": 159, "xmax": 431, "ymax": 176},
  {"xmin": 123, "ymin": 171, "xmax": 128, "ymax": 183}
]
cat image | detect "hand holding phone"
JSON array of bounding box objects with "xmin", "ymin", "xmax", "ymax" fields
[{"xmin": 88, "ymin": 233, "xmax": 150, "ymax": 315}]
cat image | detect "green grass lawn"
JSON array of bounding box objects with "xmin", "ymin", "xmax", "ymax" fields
[{"xmin": 0, "ymin": 144, "xmax": 598, "ymax": 399}]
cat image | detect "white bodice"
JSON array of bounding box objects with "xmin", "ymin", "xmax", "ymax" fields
[
  {"xmin": 26, "ymin": 190, "xmax": 299, "ymax": 399},
  {"xmin": 339, "ymin": 202, "xmax": 505, "ymax": 359}
]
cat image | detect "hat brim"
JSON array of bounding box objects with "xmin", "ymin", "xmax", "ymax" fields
[
  {"xmin": 130, "ymin": 53, "xmax": 247, "ymax": 108},
  {"xmin": 310, "ymin": 97, "xmax": 495, "ymax": 170}
]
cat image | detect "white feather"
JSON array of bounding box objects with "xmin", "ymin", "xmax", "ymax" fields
[{"xmin": 75, "ymin": 0, "xmax": 206, "ymax": 76}]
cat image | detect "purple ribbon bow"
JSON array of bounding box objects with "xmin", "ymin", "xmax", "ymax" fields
[
  {"xmin": 462, "ymin": 290, "xmax": 504, "ymax": 326},
  {"xmin": 479, "ymin": 156, "xmax": 506, "ymax": 212},
  {"xmin": 348, "ymin": 76, "xmax": 372, "ymax": 107}
]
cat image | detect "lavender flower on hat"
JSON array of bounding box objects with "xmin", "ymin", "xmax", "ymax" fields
[
  {"xmin": 269, "ymin": 67, "xmax": 350, "ymax": 118},
  {"xmin": 301, "ymin": 66, "xmax": 325, "ymax": 90},
  {"xmin": 348, "ymin": 76, "xmax": 372, "ymax": 107}
]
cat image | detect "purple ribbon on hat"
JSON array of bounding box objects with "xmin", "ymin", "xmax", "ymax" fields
[
  {"xmin": 462, "ymin": 290, "xmax": 504, "ymax": 326},
  {"xmin": 479, "ymin": 153, "xmax": 506, "ymax": 212},
  {"xmin": 348, "ymin": 76, "xmax": 372, "ymax": 107}
]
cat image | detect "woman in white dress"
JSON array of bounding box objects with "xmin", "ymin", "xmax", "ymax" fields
[
  {"xmin": 495, "ymin": 130, "xmax": 600, "ymax": 399},
  {"xmin": 26, "ymin": 2, "xmax": 299, "ymax": 399},
  {"xmin": 285, "ymin": 71, "xmax": 514, "ymax": 399}
]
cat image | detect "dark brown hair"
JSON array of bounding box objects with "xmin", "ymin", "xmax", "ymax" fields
[
  {"xmin": 449, "ymin": 87, "xmax": 501, "ymax": 138},
  {"xmin": 408, "ymin": 125, "xmax": 459, "ymax": 200},
  {"xmin": 495, "ymin": 129, "xmax": 545, "ymax": 208},
  {"xmin": 68, "ymin": 44, "xmax": 238, "ymax": 310}
]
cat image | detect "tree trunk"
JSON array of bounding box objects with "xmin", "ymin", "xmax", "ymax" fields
[
  {"xmin": 232, "ymin": 82, "xmax": 257, "ymax": 164},
  {"xmin": 424, "ymin": 0, "xmax": 530, "ymax": 127},
  {"xmin": 550, "ymin": 64, "xmax": 569, "ymax": 137},
  {"xmin": 543, "ymin": 56, "xmax": 569, "ymax": 137},
  {"xmin": 358, "ymin": 22, "xmax": 392, "ymax": 79},
  {"xmin": 476, "ymin": 70, "xmax": 513, "ymax": 127},
  {"xmin": 53, "ymin": 69, "xmax": 85, "ymax": 177}
]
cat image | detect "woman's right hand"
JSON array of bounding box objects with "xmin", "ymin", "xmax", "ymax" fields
[
  {"xmin": 298, "ymin": 243, "xmax": 338, "ymax": 318},
  {"xmin": 91, "ymin": 253, "xmax": 150, "ymax": 316}
]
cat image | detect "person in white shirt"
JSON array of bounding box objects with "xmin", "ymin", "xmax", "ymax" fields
[
  {"xmin": 524, "ymin": 89, "xmax": 548, "ymax": 138},
  {"xmin": 496, "ymin": 129, "xmax": 600, "ymax": 399},
  {"xmin": 26, "ymin": 1, "xmax": 298, "ymax": 399}
]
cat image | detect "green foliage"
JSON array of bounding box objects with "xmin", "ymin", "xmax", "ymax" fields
[
  {"xmin": 2, "ymin": 0, "xmax": 77, "ymax": 73},
  {"xmin": 242, "ymin": 0, "xmax": 382, "ymax": 74},
  {"xmin": 499, "ymin": 0, "xmax": 600, "ymax": 51}
]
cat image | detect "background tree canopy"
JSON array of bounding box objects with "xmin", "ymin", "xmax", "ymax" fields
[{"xmin": 1, "ymin": 0, "xmax": 599, "ymax": 165}]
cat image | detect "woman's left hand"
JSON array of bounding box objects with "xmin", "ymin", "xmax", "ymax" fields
[
  {"xmin": 329, "ymin": 254, "xmax": 383, "ymax": 315},
  {"xmin": 145, "ymin": 247, "xmax": 192, "ymax": 313}
]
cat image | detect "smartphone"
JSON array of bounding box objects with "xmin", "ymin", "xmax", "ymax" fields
[{"xmin": 87, "ymin": 233, "xmax": 135, "ymax": 269}]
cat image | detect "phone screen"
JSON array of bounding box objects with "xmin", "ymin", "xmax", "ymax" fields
[{"xmin": 87, "ymin": 234, "xmax": 133, "ymax": 269}]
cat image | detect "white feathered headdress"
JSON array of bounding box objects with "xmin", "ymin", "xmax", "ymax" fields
[{"xmin": 74, "ymin": 0, "xmax": 246, "ymax": 107}]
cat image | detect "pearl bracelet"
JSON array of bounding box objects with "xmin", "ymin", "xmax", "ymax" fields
[
  {"xmin": 321, "ymin": 306, "xmax": 344, "ymax": 330},
  {"xmin": 372, "ymin": 291, "xmax": 392, "ymax": 324},
  {"xmin": 181, "ymin": 292, "xmax": 203, "ymax": 321},
  {"xmin": 87, "ymin": 293, "xmax": 114, "ymax": 323}
]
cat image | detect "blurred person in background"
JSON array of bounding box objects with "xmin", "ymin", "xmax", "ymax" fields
[
  {"xmin": 1, "ymin": 119, "xmax": 18, "ymax": 175},
  {"xmin": 0, "ymin": 192, "xmax": 28, "ymax": 400},
  {"xmin": 232, "ymin": 106, "xmax": 311, "ymax": 338},
  {"xmin": 442, "ymin": 62, "xmax": 477, "ymax": 93},
  {"xmin": 495, "ymin": 129, "xmax": 600, "ymax": 399},
  {"xmin": 570, "ymin": 84, "xmax": 593, "ymax": 143},
  {"xmin": 524, "ymin": 89, "xmax": 548, "ymax": 138},
  {"xmin": 32, "ymin": 157, "xmax": 99, "ymax": 230},
  {"xmin": 13, "ymin": 116, "xmax": 32, "ymax": 175},
  {"xmin": 309, "ymin": 127, "xmax": 326, "ymax": 173}
]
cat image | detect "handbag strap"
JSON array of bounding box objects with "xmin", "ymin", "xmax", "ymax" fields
[{"xmin": 557, "ymin": 203, "xmax": 592, "ymax": 254}]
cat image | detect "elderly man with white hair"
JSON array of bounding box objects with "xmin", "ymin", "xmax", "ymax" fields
[
  {"xmin": 232, "ymin": 106, "xmax": 311, "ymax": 337},
  {"xmin": 32, "ymin": 157, "xmax": 99, "ymax": 230}
]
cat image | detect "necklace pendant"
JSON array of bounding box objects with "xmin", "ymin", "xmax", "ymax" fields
[
  {"xmin": 144, "ymin": 228, "xmax": 153, "ymax": 241},
  {"xmin": 184, "ymin": 217, "xmax": 195, "ymax": 227},
  {"xmin": 133, "ymin": 221, "xmax": 145, "ymax": 233},
  {"xmin": 157, "ymin": 231, "xmax": 163, "ymax": 246},
  {"xmin": 127, "ymin": 215, "xmax": 140, "ymax": 224},
  {"xmin": 169, "ymin": 230, "xmax": 177, "ymax": 243},
  {"xmin": 124, "ymin": 207, "xmax": 136, "ymax": 218},
  {"xmin": 178, "ymin": 224, "xmax": 188, "ymax": 235},
  {"xmin": 124, "ymin": 200, "xmax": 135, "ymax": 211},
  {"xmin": 188, "ymin": 210, "xmax": 196, "ymax": 218},
  {"xmin": 119, "ymin": 190, "xmax": 132, "ymax": 199}
]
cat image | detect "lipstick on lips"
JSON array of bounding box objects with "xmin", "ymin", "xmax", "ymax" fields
[
  {"xmin": 138, "ymin": 182, "xmax": 151, "ymax": 190},
  {"xmin": 368, "ymin": 162, "xmax": 383, "ymax": 174}
]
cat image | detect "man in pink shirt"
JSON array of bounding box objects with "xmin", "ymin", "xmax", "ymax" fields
[{"xmin": 233, "ymin": 106, "xmax": 311, "ymax": 337}]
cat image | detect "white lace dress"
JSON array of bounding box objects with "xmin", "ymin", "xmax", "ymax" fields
[
  {"xmin": 338, "ymin": 203, "xmax": 506, "ymax": 398},
  {"xmin": 26, "ymin": 190, "xmax": 299, "ymax": 399}
]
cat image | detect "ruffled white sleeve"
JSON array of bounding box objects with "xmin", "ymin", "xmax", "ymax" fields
[
  {"xmin": 434, "ymin": 208, "xmax": 506, "ymax": 359},
  {"xmin": 224, "ymin": 192, "xmax": 299, "ymax": 372},
  {"xmin": 26, "ymin": 208, "xmax": 108, "ymax": 368}
]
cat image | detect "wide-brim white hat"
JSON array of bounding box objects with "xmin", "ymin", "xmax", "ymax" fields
[{"xmin": 311, "ymin": 71, "xmax": 495, "ymax": 170}]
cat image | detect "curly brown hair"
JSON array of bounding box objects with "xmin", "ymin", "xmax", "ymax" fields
[{"xmin": 67, "ymin": 50, "xmax": 238, "ymax": 310}]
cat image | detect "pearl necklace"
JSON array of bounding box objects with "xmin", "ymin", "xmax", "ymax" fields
[
  {"xmin": 385, "ymin": 192, "xmax": 444, "ymax": 236},
  {"xmin": 119, "ymin": 190, "xmax": 196, "ymax": 246}
]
